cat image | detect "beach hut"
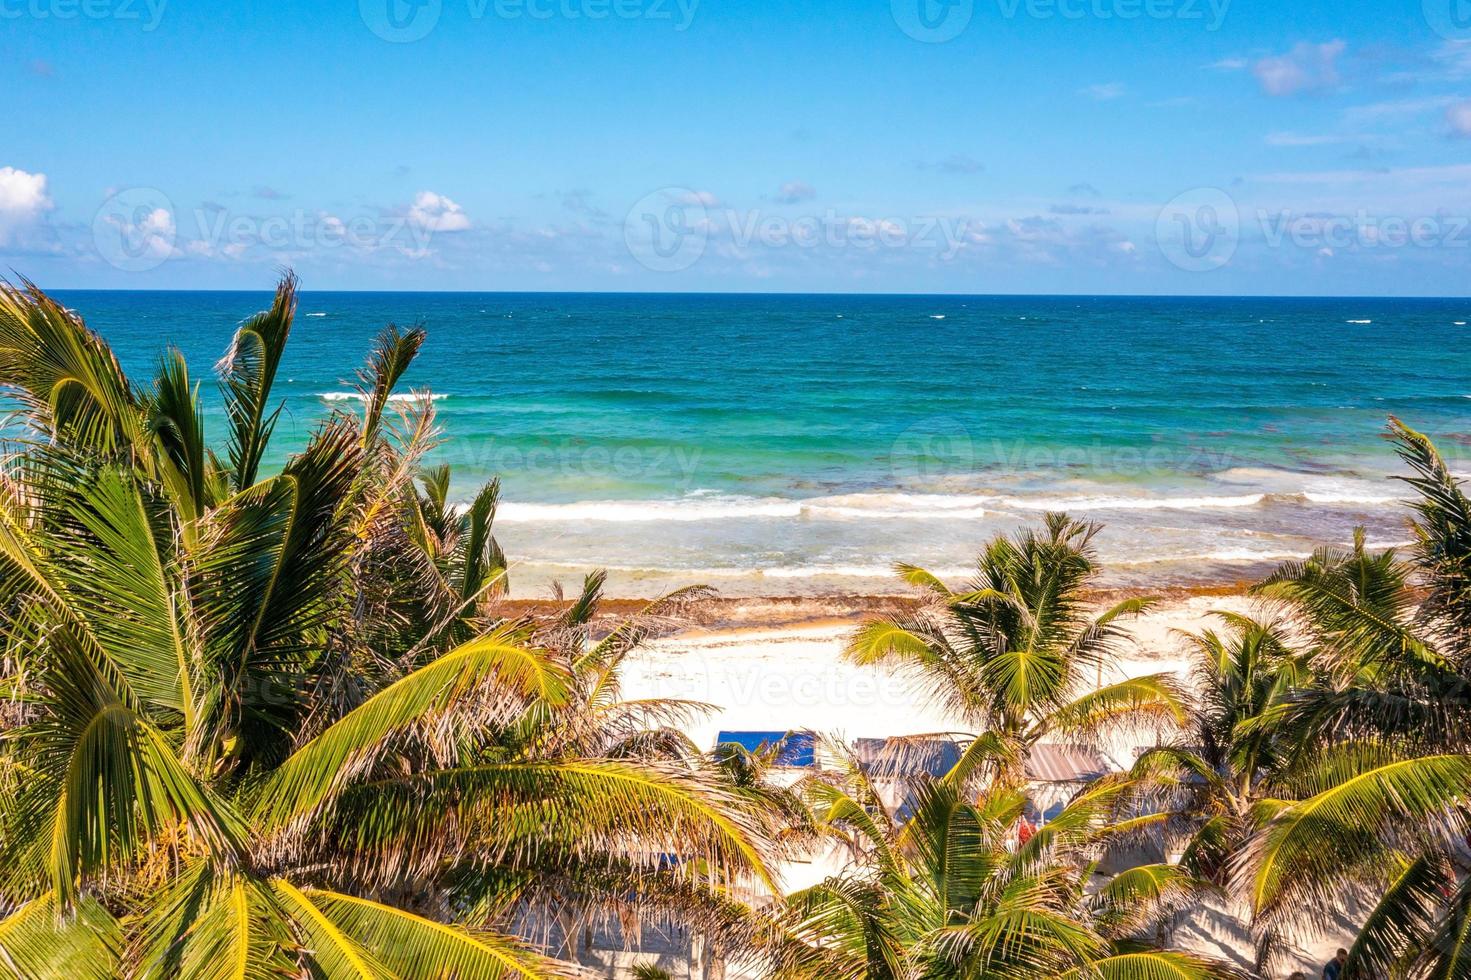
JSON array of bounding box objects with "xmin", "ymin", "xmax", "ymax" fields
[
  {"xmin": 851, "ymin": 736, "xmax": 964, "ymax": 819},
  {"xmin": 852, "ymin": 736, "xmax": 962, "ymax": 780},
  {"xmin": 1024, "ymin": 743, "xmax": 1114, "ymax": 822}
]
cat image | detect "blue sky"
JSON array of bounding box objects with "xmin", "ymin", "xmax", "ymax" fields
[{"xmin": 5, "ymin": 0, "xmax": 1471, "ymax": 294}]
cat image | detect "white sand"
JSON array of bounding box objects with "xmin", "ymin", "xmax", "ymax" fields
[{"xmin": 621, "ymin": 593, "xmax": 1257, "ymax": 755}]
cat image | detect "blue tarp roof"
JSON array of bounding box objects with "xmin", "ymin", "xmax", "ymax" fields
[{"xmin": 715, "ymin": 730, "xmax": 817, "ymax": 767}]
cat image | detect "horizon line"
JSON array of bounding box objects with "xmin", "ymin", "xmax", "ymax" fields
[{"xmin": 40, "ymin": 286, "xmax": 1471, "ymax": 301}]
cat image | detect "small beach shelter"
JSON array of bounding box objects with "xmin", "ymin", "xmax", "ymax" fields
[
  {"xmin": 852, "ymin": 737, "xmax": 962, "ymax": 780},
  {"xmin": 852, "ymin": 736, "xmax": 965, "ymax": 821},
  {"xmin": 1024, "ymin": 743, "xmax": 1114, "ymax": 822}
]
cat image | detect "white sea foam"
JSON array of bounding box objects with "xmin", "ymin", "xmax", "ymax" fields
[
  {"xmin": 804, "ymin": 493, "xmax": 988, "ymax": 519},
  {"xmin": 305, "ymin": 312, "xmax": 327, "ymax": 317},
  {"xmin": 492, "ymin": 483, "xmax": 1407, "ymax": 525},
  {"xmin": 1299, "ymin": 491, "xmax": 1402, "ymax": 505},
  {"xmin": 1347, "ymin": 319, "xmax": 1372, "ymax": 324},
  {"xmin": 317, "ymin": 391, "xmax": 449, "ymax": 403},
  {"xmin": 989, "ymin": 493, "xmax": 1266, "ymax": 512},
  {"xmin": 497, "ymin": 497, "xmax": 804, "ymax": 523},
  {"xmin": 499, "ymin": 493, "xmax": 994, "ymax": 523},
  {"xmin": 523, "ymin": 559, "xmax": 974, "ymax": 581},
  {"xmin": 1115, "ymin": 548, "xmax": 1308, "ymax": 564}
]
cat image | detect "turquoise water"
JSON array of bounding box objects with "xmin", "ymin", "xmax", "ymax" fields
[{"xmin": 51, "ymin": 290, "xmax": 1471, "ymax": 595}]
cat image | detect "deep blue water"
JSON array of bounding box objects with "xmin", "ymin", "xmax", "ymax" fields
[{"xmin": 46, "ymin": 290, "xmax": 1471, "ymax": 594}]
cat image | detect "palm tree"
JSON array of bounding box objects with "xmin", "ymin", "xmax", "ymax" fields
[
  {"xmin": 773, "ymin": 751, "xmax": 1233, "ymax": 979},
  {"xmin": 846, "ymin": 514, "xmax": 1186, "ymax": 786},
  {"xmin": 1232, "ymin": 420, "xmax": 1471, "ymax": 978},
  {"xmin": 0, "ymin": 275, "xmax": 790, "ymax": 978},
  {"xmin": 1128, "ymin": 614, "xmax": 1309, "ymax": 887},
  {"xmin": 1118, "ymin": 614, "xmax": 1317, "ymax": 974}
]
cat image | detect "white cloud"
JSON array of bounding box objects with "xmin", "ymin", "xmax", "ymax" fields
[
  {"xmin": 773, "ymin": 181, "xmax": 816, "ymax": 204},
  {"xmin": 1207, "ymin": 57, "xmax": 1249, "ymax": 71},
  {"xmin": 1265, "ymin": 132, "xmax": 1362, "ymax": 147},
  {"xmin": 1253, "ymin": 40, "xmax": 1346, "ymax": 96},
  {"xmin": 1253, "ymin": 162, "xmax": 1471, "ymax": 184},
  {"xmin": 676, "ymin": 190, "xmax": 721, "ymax": 207},
  {"xmin": 0, "ymin": 167, "xmax": 54, "ymax": 243},
  {"xmin": 1447, "ymin": 101, "xmax": 1471, "ymax": 138},
  {"xmin": 1434, "ymin": 41, "xmax": 1471, "ymax": 80},
  {"xmin": 1080, "ymin": 82, "xmax": 1126, "ymax": 101},
  {"xmin": 104, "ymin": 205, "xmax": 175, "ymax": 261},
  {"xmin": 1343, "ymin": 96, "xmax": 1456, "ymax": 123},
  {"xmin": 919, "ymin": 154, "xmax": 985, "ymax": 175},
  {"xmin": 407, "ymin": 191, "xmax": 470, "ymax": 232}
]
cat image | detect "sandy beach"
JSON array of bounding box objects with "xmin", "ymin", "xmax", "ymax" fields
[{"xmin": 610, "ymin": 591, "xmax": 1250, "ymax": 752}]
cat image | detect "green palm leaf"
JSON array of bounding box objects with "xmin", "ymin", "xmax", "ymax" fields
[
  {"xmin": 0, "ymin": 893, "xmax": 120, "ymax": 980},
  {"xmin": 308, "ymin": 888, "xmax": 575, "ymax": 978},
  {"xmin": 0, "ymin": 278, "xmax": 141, "ymax": 454},
  {"xmin": 254, "ymin": 624, "xmax": 567, "ymax": 830},
  {"xmin": 1056, "ymin": 950, "xmax": 1241, "ymax": 980},
  {"xmin": 218, "ymin": 275, "xmax": 297, "ymax": 491},
  {"xmin": 1245, "ymin": 753, "xmax": 1471, "ymax": 918}
]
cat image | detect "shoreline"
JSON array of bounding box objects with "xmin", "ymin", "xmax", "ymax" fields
[{"xmin": 495, "ymin": 579, "xmax": 1262, "ymax": 632}]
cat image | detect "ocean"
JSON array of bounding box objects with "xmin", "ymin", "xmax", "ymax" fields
[{"xmin": 50, "ymin": 290, "xmax": 1471, "ymax": 596}]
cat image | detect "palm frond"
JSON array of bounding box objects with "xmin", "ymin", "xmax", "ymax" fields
[
  {"xmin": 217, "ymin": 273, "xmax": 297, "ymax": 490},
  {"xmin": 1389, "ymin": 416, "xmax": 1471, "ymax": 652},
  {"xmin": 307, "ymin": 887, "xmax": 575, "ymax": 978},
  {"xmin": 0, "ymin": 277, "xmax": 141, "ymax": 455},
  {"xmin": 254, "ymin": 623, "xmax": 566, "ymax": 830},
  {"xmin": 1244, "ymin": 753, "xmax": 1471, "ymax": 920},
  {"xmin": 1038, "ymin": 674, "xmax": 1188, "ymax": 741},
  {"xmin": 0, "ymin": 893, "xmax": 121, "ymax": 980},
  {"xmin": 354, "ymin": 323, "xmax": 426, "ymax": 450}
]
